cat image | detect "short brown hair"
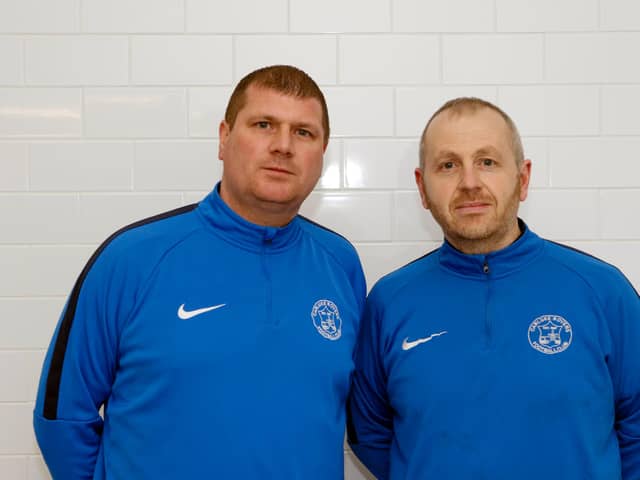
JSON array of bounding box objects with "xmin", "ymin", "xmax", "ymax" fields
[
  {"xmin": 419, "ymin": 97, "xmax": 524, "ymax": 169},
  {"xmin": 224, "ymin": 65, "xmax": 330, "ymax": 143}
]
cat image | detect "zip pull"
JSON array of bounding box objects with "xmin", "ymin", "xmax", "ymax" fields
[{"xmin": 483, "ymin": 260, "xmax": 490, "ymax": 274}]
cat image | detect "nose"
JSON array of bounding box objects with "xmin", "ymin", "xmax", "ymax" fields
[
  {"xmin": 459, "ymin": 163, "xmax": 481, "ymax": 190},
  {"xmin": 270, "ymin": 127, "xmax": 294, "ymax": 157}
]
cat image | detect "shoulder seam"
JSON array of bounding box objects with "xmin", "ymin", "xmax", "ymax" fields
[{"xmin": 42, "ymin": 203, "xmax": 198, "ymax": 420}]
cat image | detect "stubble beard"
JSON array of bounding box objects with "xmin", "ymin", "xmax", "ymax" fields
[{"xmin": 428, "ymin": 180, "xmax": 522, "ymax": 254}]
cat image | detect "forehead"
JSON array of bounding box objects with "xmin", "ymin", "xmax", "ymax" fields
[
  {"xmin": 425, "ymin": 108, "xmax": 512, "ymax": 157},
  {"xmin": 237, "ymin": 85, "xmax": 324, "ymax": 124}
]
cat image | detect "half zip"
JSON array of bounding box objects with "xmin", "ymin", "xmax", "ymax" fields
[
  {"xmin": 262, "ymin": 228, "xmax": 277, "ymax": 326},
  {"xmin": 483, "ymin": 257, "xmax": 492, "ymax": 350}
]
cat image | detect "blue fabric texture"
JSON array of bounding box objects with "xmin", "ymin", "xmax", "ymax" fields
[
  {"xmin": 34, "ymin": 183, "xmax": 366, "ymax": 479},
  {"xmin": 348, "ymin": 222, "xmax": 640, "ymax": 480}
]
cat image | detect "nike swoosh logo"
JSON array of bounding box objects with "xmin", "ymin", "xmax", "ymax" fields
[
  {"xmin": 177, "ymin": 303, "xmax": 226, "ymax": 320},
  {"xmin": 402, "ymin": 331, "xmax": 448, "ymax": 351}
]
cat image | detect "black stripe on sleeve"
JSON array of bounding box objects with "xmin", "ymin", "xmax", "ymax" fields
[{"xmin": 43, "ymin": 204, "xmax": 198, "ymax": 420}]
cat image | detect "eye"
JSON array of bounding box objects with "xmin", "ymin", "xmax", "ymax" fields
[
  {"xmin": 255, "ymin": 121, "xmax": 270, "ymax": 129},
  {"xmin": 296, "ymin": 128, "xmax": 312, "ymax": 138},
  {"xmin": 442, "ymin": 161, "xmax": 455, "ymax": 170},
  {"xmin": 480, "ymin": 158, "xmax": 495, "ymax": 167}
]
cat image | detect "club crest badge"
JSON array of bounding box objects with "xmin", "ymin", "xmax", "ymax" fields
[
  {"xmin": 311, "ymin": 299, "xmax": 342, "ymax": 341},
  {"xmin": 528, "ymin": 314, "xmax": 572, "ymax": 355}
]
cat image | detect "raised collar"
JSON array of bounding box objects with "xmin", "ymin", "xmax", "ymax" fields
[
  {"xmin": 196, "ymin": 182, "xmax": 302, "ymax": 253},
  {"xmin": 438, "ymin": 220, "xmax": 545, "ymax": 279}
]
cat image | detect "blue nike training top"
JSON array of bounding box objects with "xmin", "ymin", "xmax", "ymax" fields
[
  {"xmin": 34, "ymin": 184, "xmax": 366, "ymax": 479},
  {"xmin": 348, "ymin": 222, "xmax": 640, "ymax": 479}
]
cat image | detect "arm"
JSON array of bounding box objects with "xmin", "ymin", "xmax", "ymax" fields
[
  {"xmin": 609, "ymin": 279, "xmax": 640, "ymax": 479},
  {"xmin": 33, "ymin": 244, "xmax": 126, "ymax": 479},
  {"xmin": 347, "ymin": 293, "xmax": 393, "ymax": 480}
]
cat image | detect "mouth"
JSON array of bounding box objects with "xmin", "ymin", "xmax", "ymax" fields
[
  {"xmin": 454, "ymin": 201, "xmax": 492, "ymax": 215},
  {"xmin": 263, "ymin": 166, "xmax": 294, "ymax": 176}
]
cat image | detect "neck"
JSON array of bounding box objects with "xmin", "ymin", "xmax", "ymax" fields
[
  {"xmin": 446, "ymin": 220, "xmax": 522, "ymax": 255},
  {"xmin": 219, "ymin": 188, "xmax": 297, "ymax": 227}
]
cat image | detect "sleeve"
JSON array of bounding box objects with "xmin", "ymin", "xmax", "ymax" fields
[
  {"xmin": 33, "ymin": 242, "xmax": 131, "ymax": 479},
  {"xmin": 347, "ymin": 289, "xmax": 394, "ymax": 480},
  {"xmin": 609, "ymin": 278, "xmax": 640, "ymax": 479}
]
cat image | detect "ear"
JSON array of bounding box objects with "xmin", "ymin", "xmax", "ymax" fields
[
  {"xmin": 518, "ymin": 159, "xmax": 532, "ymax": 202},
  {"xmin": 218, "ymin": 121, "xmax": 230, "ymax": 161},
  {"xmin": 414, "ymin": 167, "xmax": 430, "ymax": 210}
]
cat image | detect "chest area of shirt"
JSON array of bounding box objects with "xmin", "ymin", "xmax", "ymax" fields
[{"xmin": 383, "ymin": 285, "xmax": 612, "ymax": 419}]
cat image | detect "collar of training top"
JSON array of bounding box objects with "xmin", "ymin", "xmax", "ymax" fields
[
  {"xmin": 196, "ymin": 182, "xmax": 303, "ymax": 253},
  {"xmin": 438, "ymin": 219, "xmax": 545, "ymax": 279}
]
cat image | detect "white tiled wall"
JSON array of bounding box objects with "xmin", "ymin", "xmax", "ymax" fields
[{"xmin": 1, "ymin": 1, "xmax": 639, "ymax": 479}]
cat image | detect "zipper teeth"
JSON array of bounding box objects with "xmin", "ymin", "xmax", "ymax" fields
[
  {"xmin": 263, "ymin": 241, "xmax": 274, "ymax": 326},
  {"xmin": 484, "ymin": 259, "xmax": 491, "ymax": 349}
]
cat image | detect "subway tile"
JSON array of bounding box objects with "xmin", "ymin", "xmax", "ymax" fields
[
  {"xmin": 0, "ymin": 194, "xmax": 78, "ymax": 243},
  {"xmin": 355, "ymin": 242, "xmax": 438, "ymax": 290},
  {"xmin": 0, "ymin": 0, "xmax": 79, "ymax": 33},
  {"xmin": 0, "ymin": 88, "xmax": 82, "ymax": 138},
  {"xmin": 0, "ymin": 246, "xmax": 93, "ymax": 297},
  {"xmin": 522, "ymin": 137, "xmax": 549, "ymax": 188},
  {"xmin": 324, "ymin": 87, "xmax": 394, "ymax": 137},
  {"xmin": 0, "ymin": 298, "xmax": 63, "ymax": 349},
  {"xmin": 498, "ymin": 86, "xmax": 599, "ymax": 136},
  {"xmin": 76, "ymin": 193, "xmax": 182, "ymax": 243},
  {"xmin": 602, "ymin": 86, "xmax": 640, "ymax": 135},
  {"xmin": 443, "ymin": 34, "xmax": 543, "ymax": 84},
  {"xmin": 519, "ymin": 189, "xmax": 600, "ymax": 240},
  {"xmin": 549, "ymin": 138, "xmax": 640, "ymax": 188},
  {"xmin": 235, "ymin": 36, "xmax": 337, "ymax": 85},
  {"xmin": 546, "ymin": 33, "xmax": 640, "ymax": 84},
  {"xmin": 25, "ymin": 36, "xmax": 128, "ymax": 86},
  {"xmin": 567, "ymin": 241, "xmax": 640, "ymax": 291},
  {"xmin": 30, "ymin": 142, "xmax": 133, "ymax": 191},
  {"xmin": 300, "ymin": 192, "xmax": 392, "ymax": 242},
  {"xmin": 132, "ymin": 36, "xmax": 232, "ymax": 85},
  {"xmin": 27, "ymin": 456, "xmax": 50, "ymax": 480},
  {"xmin": 291, "ymin": 0, "xmax": 390, "ymax": 33},
  {"xmin": 188, "ymin": 87, "xmax": 232, "ymax": 138},
  {"xmin": 134, "ymin": 141, "xmax": 220, "ymax": 191},
  {"xmin": 496, "ymin": 0, "xmax": 597, "ymax": 31},
  {"xmin": 183, "ymin": 191, "xmax": 208, "ymax": 205},
  {"xmin": 340, "ymin": 35, "xmax": 439, "ymax": 85},
  {"xmin": 394, "ymin": 0, "xmax": 493, "ymax": 32},
  {"xmin": 0, "ymin": 403, "xmax": 38, "ymax": 454},
  {"xmin": 0, "ymin": 351, "xmax": 45, "ymax": 402},
  {"xmin": 83, "ymin": 0, "xmax": 184, "ymax": 33},
  {"xmin": 0, "ymin": 37, "xmax": 24, "ymax": 85},
  {"xmin": 317, "ymin": 141, "xmax": 342, "ymax": 189},
  {"xmin": 600, "ymin": 190, "xmax": 640, "ymax": 239},
  {"xmin": 0, "ymin": 456, "xmax": 27, "ymax": 480},
  {"xmin": 344, "ymin": 140, "xmax": 417, "ymax": 189},
  {"xmin": 84, "ymin": 88, "xmax": 187, "ymax": 138},
  {"xmin": 0, "ymin": 143, "xmax": 28, "ymax": 191},
  {"xmin": 186, "ymin": 0, "xmax": 287, "ymax": 33},
  {"xmin": 393, "ymin": 191, "xmax": 444, "ymax": 241},
  {"xmin": 600, "ymin": 0, "xmax": 640, "ymax": 30},
  {"xmin": 395, "ymin": 86, "xmax": 497, "ymax": 137}
]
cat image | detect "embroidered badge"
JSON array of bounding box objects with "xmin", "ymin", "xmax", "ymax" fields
[
  {"xmin": 311, "ymin": 299, "xmax": 342, "ymax": 341},
  {"xmin": 528, "ymin": 314, "xmax": 572, "ymax": 355}
]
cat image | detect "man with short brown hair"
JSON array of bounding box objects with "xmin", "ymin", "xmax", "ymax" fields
[
  {"xmin": 34, "ymin": 65, "xmax": 366, "ymax": 479},
  {"xmin": 348, "ymin": 97, "xmax": 640, "ymax": 479}
]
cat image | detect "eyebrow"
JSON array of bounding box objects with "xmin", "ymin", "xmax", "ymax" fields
[
  {"xmin": 433, "ymin": 146, "xmax": 501, "ymax": 160},
  {"xmin": 474, "ymin": 146, "xmax": 501, "ymax": 157}
]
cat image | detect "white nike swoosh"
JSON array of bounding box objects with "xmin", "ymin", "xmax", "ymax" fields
[
  {"xmin": 402, "ymin": 331, "xmax": 448, "ymax": 351},
  {"xmin": 177, "ymin": 303, "xmax": 226, "ymax": 320}
]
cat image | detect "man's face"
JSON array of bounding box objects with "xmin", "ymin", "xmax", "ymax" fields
[
  {"xmin": 218, "ymin": 85, "xmax": 326, "ymax": 226},
  {"xmin": 415, "ymin": 107, "xmax": 531, "ymax": 254}
]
